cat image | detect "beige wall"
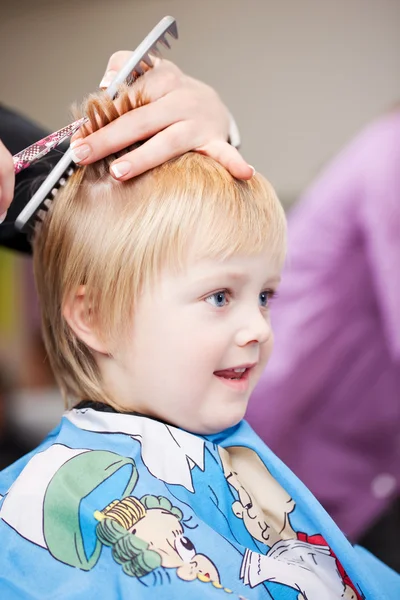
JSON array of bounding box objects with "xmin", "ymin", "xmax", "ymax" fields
[{"xmin": 0, "ymin": 0, "xmax": 399, "ymax": 204}]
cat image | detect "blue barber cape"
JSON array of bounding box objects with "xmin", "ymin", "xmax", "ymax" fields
[{"xmin": 0, "ymin": 405, "xmax": 398, "ymax": 599}]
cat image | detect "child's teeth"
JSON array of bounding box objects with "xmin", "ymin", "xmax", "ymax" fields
[{"xmin": 233, "ymin": 368, "xmax": 246, "ymax": 373}]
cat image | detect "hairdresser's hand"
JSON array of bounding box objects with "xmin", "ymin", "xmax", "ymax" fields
[
  {"xmin": 0, "ymin": 139, "xmax": 15, "ymax": 223},
  {"xmin": 71, "ymin": 54, "xmax": 252, "ymax": 180}
]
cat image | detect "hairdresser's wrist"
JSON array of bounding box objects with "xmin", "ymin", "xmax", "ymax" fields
[{"xmin": 227, "ymin": 112, "xmax": 241, "ymax": 149}]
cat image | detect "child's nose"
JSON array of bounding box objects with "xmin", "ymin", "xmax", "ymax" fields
[{"xmin": 234, "ymin": 309, "xmax": 271, "ymax": 347}]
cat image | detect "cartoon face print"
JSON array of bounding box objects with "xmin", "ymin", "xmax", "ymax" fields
[
  {"xmin": 226, "ymin": 469, "xmax": 278, "ymax": 545},
  {"xmin": 129, "ymin": 507, "xmax": 188, "ymax": 568},
  {"xmin": 130, "ymin": 505, "xmax": 218, "ymax": 581},
  {"xmin": 176, "ymin": 553, "xmax": 221, "ymax": 583},
  {"xmin": 95, "ymin": 494, "xmax": 220, "ymax": 583},
  {"xmin": 219, "ymin": 448, "xmax": 362, "ymax": 599},
  {"xmin": 219, "ymin": 446, "xmax": 296, "ymax": 546}
]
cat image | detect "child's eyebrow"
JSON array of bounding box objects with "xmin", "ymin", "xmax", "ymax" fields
[
  {"xmin": 193, "ymin": 271, "xmax": 281, "ymax": 287},
  {"xmin": 194, "ymin": 271, "xmax": 249, "ymax": 285}
]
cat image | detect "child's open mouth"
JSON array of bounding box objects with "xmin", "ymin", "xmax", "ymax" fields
[{"xmin": 213, "ymin": 364, "xmax": 255, "ymax": 392}]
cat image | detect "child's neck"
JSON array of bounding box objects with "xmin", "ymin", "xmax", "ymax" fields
[{"xmin": 73, "ymin": 399, "xmax": 173, "ymax": 427}]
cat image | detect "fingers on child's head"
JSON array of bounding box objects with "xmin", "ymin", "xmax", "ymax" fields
[
  {"xmin": 196, "ymin": 141, "xmax": 254, "ymax": 181},
  {"xmin": 110, "ymin": 121, "xmax": 193, "ymax": 180},
  {"xmin": 70, "ymin": 83, "xmax": 152, "ymax": 167},
  {"xmin": 139, "ymin": 58, "xmax": 184, "ymax": 100},
  {"xmin": 101, "ymin": 55, "xmax": 183, "ymax": 102},
  {"xmin": 71, "ymin": 56, "xmax": 183, "ymax": 165},
  {"xmin": 73, "ymin": 85, "xmax": 146, "ymax": 138}
]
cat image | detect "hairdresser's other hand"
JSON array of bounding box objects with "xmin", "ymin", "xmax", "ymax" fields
[
  {"xmin": 0, "ymin": 139, "xmax": 15, "ymax": 223},
  {"xmin": 71, "ymin": 54, "xmax": 252, "ymax": 180}
]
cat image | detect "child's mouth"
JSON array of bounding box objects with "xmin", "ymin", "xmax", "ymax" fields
[
  {"xmin": 213, "ymin": 365, "xmax": 255, "ymax": 392},
  {"xmin": 214, "ymin": 367, "xmax": 247, "ymax": 380}
]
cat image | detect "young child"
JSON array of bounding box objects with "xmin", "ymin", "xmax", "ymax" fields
[{"xmin": 0, "ymin": 88, "xmax": 398, "ymax": 600}]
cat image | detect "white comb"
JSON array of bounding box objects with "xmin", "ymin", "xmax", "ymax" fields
[{"xmin": 15, "ymin": 16, "xmax": 178, "ymax": 233}]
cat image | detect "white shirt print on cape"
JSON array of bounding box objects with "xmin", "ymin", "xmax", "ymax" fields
[
  {"xmin": 241, "ymin": 541, "xmax": 347, "ymax": 600},
  {"xmin": 66, "ymin": 408, "xmax": 205, "ymax": 492}
]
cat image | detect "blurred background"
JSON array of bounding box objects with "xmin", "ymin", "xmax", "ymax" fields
[{"xmin": 0, "ymin": 0, "xmax": 399, "ymax": 570}]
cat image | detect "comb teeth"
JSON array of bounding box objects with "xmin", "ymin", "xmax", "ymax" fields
[
  {"xmin": 105, "ymin": 16, "xmax": 178, "ymax": 101},
  {"xmin": 158, "ymin": 35, "xmax": 171, "ymax": 49},
  {"xmin": 149, "ymin": 45, "xmax": 162, "ymax": 58},
  {"xmin": 134, "ymin": 64, "xmax": 145, "ymax": 76},
  {"xmin": 35, "ymin": 209, "xmax": 47, "ymax": 226},
  {"xmin": 141, "ymin": 53, "xmax": 153, "ymax": 68},
  {"xmin": 25, "ymin": 163, "xmax": 78, "ymax": 232},
  {"xmin": 166, "ymin": 20, "xmax": 178, "ymax": 39}
]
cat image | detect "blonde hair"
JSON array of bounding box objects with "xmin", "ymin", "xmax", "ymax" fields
[{"xmin": 33, "ymin": 86, "xmax": 287, "ymax": 408}]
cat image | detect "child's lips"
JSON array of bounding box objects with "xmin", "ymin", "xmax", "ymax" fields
[
  {"xmin": 213, "ymin": 364, "xmax": 256, "ymax": 392},
  {"xmin": 214, "ymin": 369, "xmax": 246, "ymax": 379},
  {"xmin": 213, "ymin": 363, "xmax": 256, "ymax": 379}
]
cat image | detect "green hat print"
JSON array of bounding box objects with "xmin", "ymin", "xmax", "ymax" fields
[{"xmin": 43, "ymin": 449, "xmax": 138, "ymax": 570}]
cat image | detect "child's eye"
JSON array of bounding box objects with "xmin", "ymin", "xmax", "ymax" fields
[
  {"xmin": 205, "ymin": 290, "xmax": 229, "ymax": 307},
  {"xmin": 259, "ymin": 290, "xmax": 275, "ymax": 308}
]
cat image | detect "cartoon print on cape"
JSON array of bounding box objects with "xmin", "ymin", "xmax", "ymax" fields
[
  {"xmin": 95, "ymin": 494, "xmax": 220, "ymax": 584},
  {"xmin": 62, "ymin": 408, "xmax": 360, "ymax": 599},
  {"xmin": 0, "ymin": 410, "xmax": 366, "ymax": 599},
  {"xmin": 219, "ymin": 446, "xmax": 360, "ymax": 600},
  {"xmin": 0, "ymin": 444, "xmax": 225, "ymax": 590}
]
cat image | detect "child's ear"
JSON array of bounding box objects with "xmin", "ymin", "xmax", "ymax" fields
[{"xmin": 63, "ymin": 285, "xmax": 110, "ymax": 355}]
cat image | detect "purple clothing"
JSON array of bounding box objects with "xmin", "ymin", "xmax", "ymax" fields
[{"xmin": 247, "ymin": 111, "xmax": 400, "ymax": 540}]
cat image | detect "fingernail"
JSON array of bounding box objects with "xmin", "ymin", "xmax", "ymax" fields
[
  {"xmin": 111, "ymin": 162, "xmax": 130, "ymax": 179},
  {"xmin": 99, "ymin": 70, "xmax": 118, "ymax": 89},
  {"xmin": 248, "ymin": 165, "xmax": 256, "ymax": 177},
  {"xmin": 0, "ymin": 211, "xmax": 7, "ymax": 224},
  {"xmin": 70, "ymin": 143, "xmax": 90, "ymax": 164}
]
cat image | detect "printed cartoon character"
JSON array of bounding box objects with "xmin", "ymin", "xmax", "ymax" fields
[
  {"xmin": 219, "ymin": 446, "xmax": 296, "ymax": 546},
  {"xmin": 219, "ymin": 446, "xmax": 360, "ymax": 600},
  {"xmin": 0, "ymin": 445, "xmax": 224, "ymax": 590},
  {"xmin": 95, "ymin": 494, "xmax": 221, "ymax": 584},
  {"xmin": 0, "ymin": 446, "xmax": 139, "ymax": 570}
]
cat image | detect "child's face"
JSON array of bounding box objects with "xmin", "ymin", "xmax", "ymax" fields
[{"xmin": 102, "ymin": 243, "xmax": 282, "ymax": 434}]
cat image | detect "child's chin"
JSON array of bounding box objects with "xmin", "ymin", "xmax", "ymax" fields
[{"xmin": 197, "ymin": 408, "xmax": 247, "ymax": 436}]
